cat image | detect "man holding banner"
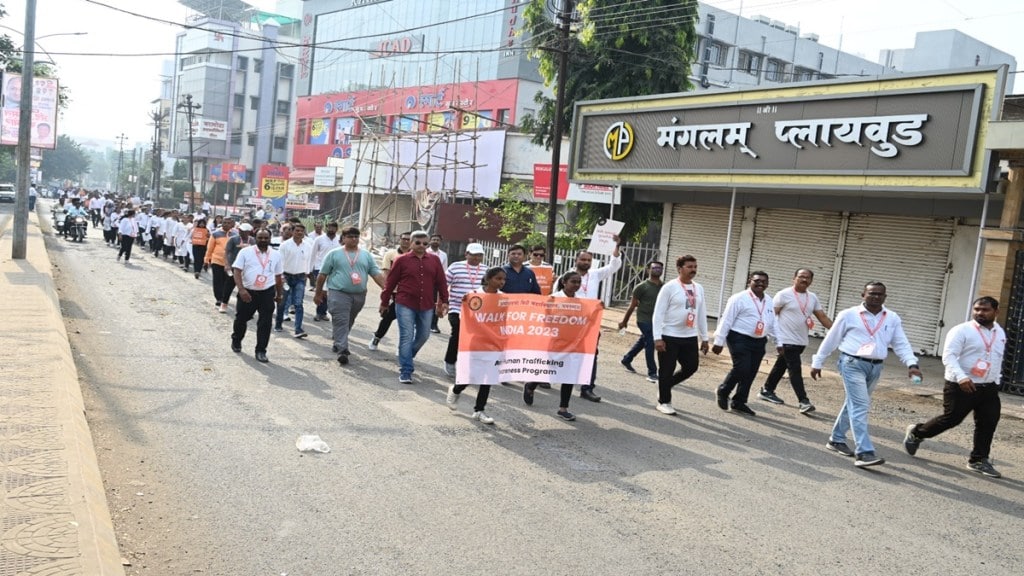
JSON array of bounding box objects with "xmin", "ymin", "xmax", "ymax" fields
[
  {"xmin": 573, "ymin": 237, "xmax": 622, "ymax": 402},
  {"xmin": 443, "ymin": 243, "xmax": 488, "ymax": 378}
]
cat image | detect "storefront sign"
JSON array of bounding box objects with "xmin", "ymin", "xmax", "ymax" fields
[
  {"xmin": 314, "ymin": 166, "xmax": 337, "ymax": 186},
  {"xmin": 370, "ymin": 34, "xmax": 423, "ymax": 59}
]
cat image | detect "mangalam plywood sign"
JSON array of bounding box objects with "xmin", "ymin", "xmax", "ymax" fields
[{"xmin": 570, "ymin": 68, "xmax": 1006, "ymax": 193}]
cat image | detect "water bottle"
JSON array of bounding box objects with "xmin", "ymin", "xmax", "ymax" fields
[{"xmin": 911, "ymin": 374, "xmax": 922, "ymax": 385}]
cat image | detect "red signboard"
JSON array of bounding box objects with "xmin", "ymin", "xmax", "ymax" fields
[{"xmin": 532, "ymin": 164, "xmax": 570, "ymax": 201}]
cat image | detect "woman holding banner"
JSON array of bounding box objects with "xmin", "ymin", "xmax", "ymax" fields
[
  {"xmin": 446, "ymin": 267, "xmax": 507, "ymax": 424},
  {"xmin": 523, "ymin": 271, "xmax": 583, "ymax": 422}
]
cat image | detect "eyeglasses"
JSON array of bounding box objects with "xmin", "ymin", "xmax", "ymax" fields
[
  {"xmin": 413, "ymin": 240, "xmax": 428, "ymax": 245},
  {"xmin": 650, "ymin": 266, "xmax": 664, "ymax": 270},
  {"xmin": 532, "ymin": 253, "xmax": 545, "ymax": 257}
]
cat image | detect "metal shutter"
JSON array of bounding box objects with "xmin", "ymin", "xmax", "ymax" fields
[
  {"xmin": 667, "ymin": 204, "xmax": 742, "ymax": 318},
  {"xmin": 835, "ymin": 214, "xmax": 954, "ymax": 355},
  {"xmin": 748, "ymin": 208, "xmax": 844, "ymax": 336}
]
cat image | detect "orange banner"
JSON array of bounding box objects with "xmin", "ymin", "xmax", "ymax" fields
[
  {"xmin": 456, "ymin": 293, "xmax": 603, "ymax": 385},
  {"xmin": 531, "ymin": 265, "xmax": 554, "ymax": 296}
]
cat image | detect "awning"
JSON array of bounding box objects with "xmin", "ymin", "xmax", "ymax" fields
[{"xmin": 289, "ymin": 169, "xmax": 315, "ymax": 183}]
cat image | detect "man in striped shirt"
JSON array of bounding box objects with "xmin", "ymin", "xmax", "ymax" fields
[{"xmin": 443, "ymin": 243, "xmax": 487, "ymax": 378}]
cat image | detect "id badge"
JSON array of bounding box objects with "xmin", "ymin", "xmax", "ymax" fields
[
  {"xmin": 254, "ymin": 274, "xmax": 268, "ymax": 289},
  {"xmin": 970, "ymin": 359, "xmax": 990, "ymax": 378},
  {"xmin": 350, "ymin": 272, "xmax": 362, "ymax": 285},
  {"xmin": 856, "ymin": 341, "xmax": 876, "ymax": 356},
  {"xmin": 806, "ymin": 317, "xmax": 815, "ymax": 329},
  {"xmin": 685, "ymin": 312, "xmax": 695, "ymax": 328},
  {"xmin": 754, "ymin": 321, "xmax": 765, "ymax": 337}
]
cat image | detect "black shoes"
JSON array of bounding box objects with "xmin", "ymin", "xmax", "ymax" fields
[
  {"xmin": 337, "ymin": 353, "xmax": 349, "ymax": 365},
  {"xmin": 231, "ymin": 341, "xmax": 241, "ymax": 353},
  {"xmin": 538, "ymin": 383, "xmax": 552, "ymax": 389},
  {"xmin": 523, "ymin": 384, "xmax": 535, "ymax": 406},
  {"xmin": 854, "ymin": 452, "xmax": 885, "ymax": 468},
  {"xmin": 255, "ymin": 352, "xmax": 269, "ymax": 363},
  {"xmin": 731, "ymin": 403, "xmax": 756, "ymax": 416},
  {"xmin": 580, "ymin": 388, "xmax": 602, "ymax": 403},
  {"xmin": 716, "ymin": 392, "xmax": 729, "ymax": 411},
  {"xmin": 825, "ymin": 441, "xmax": 855, "ymax": 457},
  {"xmin": 903, "ymin": 424, "xmax": 922, "ymax": 456}
]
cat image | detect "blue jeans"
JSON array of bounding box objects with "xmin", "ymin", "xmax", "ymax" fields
[
  {"xmin": 623, "ymin": 320, "xmax": 657, "ymax": 378},
  {"xmin": 276, "ymin": 274, "xmax": 306, "ymax": 332},
  {"xmin": 831, "ymin": 354, "xmax": 884, "ymax": 454},
  {"xmin": 311, "ymin": 268, "xmax": 328, "ymax": 318},
  {"xmin": 396, "ymin": 303, "xmax": 433, "ymax": 376}
]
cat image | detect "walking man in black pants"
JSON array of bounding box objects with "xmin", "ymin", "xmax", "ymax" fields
[
  {"xmin": 652, "ymin": 255, "xmax": 709, "ymax": 415},
  {"xmin": 757, "ymin": 268, "xmax": 833, "ymax": 414},
  {"xmin": 712, "ymin": 271, "xmax": 777, "ymax": 416},
  {"xmin": 231, "ymin": 229, "xmax": 283, "ymax": 363},
  {"xmin": 116, "ymin": 209, "xmax": 138, "ymax": 263},
  {"xmin": 903, "ymin": 296, "xmax": 1006, "ymax": 478}
]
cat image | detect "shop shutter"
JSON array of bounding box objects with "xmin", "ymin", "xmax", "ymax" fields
[
  {"xmin": 748, "ymin": 208, "xmax": 844, "ymax": 336},
  {"xmin": 667, "ymin": 204, "xmax": 742, "ymax": 318},
  {"xmin": 367, "ymin": 193, "xmax": 414, "ymax": 234},
  {"xmin": 834, "ymin": 214, "xmax": 954, "ymax": 355}
]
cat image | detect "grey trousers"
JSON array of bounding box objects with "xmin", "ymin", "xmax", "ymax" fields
[{"xmin": 327, "ymin": 290, "xmax": 366, "ymax": 354}]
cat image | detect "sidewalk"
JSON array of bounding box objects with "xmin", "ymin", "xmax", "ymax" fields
[
  {"xmin": 0, "ymin": 209, "xmax": 124, "ymax": 575},
  {"xmin": 600, "ymin": 302, "xmax": 1024, "ymax": 421}
]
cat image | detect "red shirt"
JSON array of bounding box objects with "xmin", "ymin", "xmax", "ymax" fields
[{"xmin": 381, "ymin": 251, "xmax": 449, "ymax": 311}]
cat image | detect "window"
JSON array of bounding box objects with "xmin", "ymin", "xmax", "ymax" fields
[
  {"xmin": 254, "ymin": 59, "xmax": 263, "ymax": 74},
  {"xmin": 276, "ymin": 100, "xmax": 291, "ymax": 115},
  {"xmin": 247, "ymin": 133, "xmax": 256, "ymax": 146},
  {"xmin": 702, "ymin": 40, "xmax": 727, "ymax": 67},
  {"xmin": 237, "ymin": 56, "xmax": 248, "ymax": 71},
  {"xmin": 233, "ymin": 94, "xmax": 245, "ymax": 107},
  {"xmin": 497, "ymin": 109, "xmax": 511, "ymax": 126},
  {"xmin": 765, "ymin": 59, "xmax": 785, "ymax": 82},
  {"xmin": 250, "ymin": 96, "xmax": 260, "ymax": 110},
  {"xmin": 279, "ymin": 63, "xmax": 295, "ymax": 78},
  {"xmin": 273, "ymin": 136, "xmax": 287, "ymax": 150},
  {"xmin": 738, "ymin": 50, "xmax": 762, "ymax": 75},
  {"xmin": 706, "ymin": 14, "xmax": 715, "ymax": 36},
  {"xmin": 793, "ymin": 67, "xmax": 816, "ymax": 82},
  {"xmin": 230, "ymin": 133, "xmax": 241, "ymax": 145}
]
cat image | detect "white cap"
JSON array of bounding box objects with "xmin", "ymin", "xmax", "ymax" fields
[
  {"xmin": 466, "ymin": 243, "xmax": 484, "ymax": 254},
  {"xmin": 239, "ymin": 223, "xmax": 254, "ymax": 231}
]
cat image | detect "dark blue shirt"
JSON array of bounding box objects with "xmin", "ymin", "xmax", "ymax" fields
[{"xmin": 502, "ymin": 264, "xmax": 540, "ymax": 294}]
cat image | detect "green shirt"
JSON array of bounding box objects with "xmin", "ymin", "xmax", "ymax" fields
[
  {"xmin": 320, "ymin": 247, "xmax": 380, "ymax": 292},
  {"xmin": 633, "ymin": 280, "xmax": 663, "ymax": 324}
]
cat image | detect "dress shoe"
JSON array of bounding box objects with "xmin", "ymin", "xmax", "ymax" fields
[
  {"xmin": 538, "ymin": 383, "xmax": 552, "ymax": 389},
  {"xmin": 580, "ymin": 388, "xmax": 602, "ymax": 403},
  {"xmin": 716, "ymin": 392, "xmax": 729, "ymax": 410},
  {"xmin": 255, "ymin": 351, "xmax": 269, "ymax": 363},
  {"xmin": 731, "ymin": 403, "xmax": 756, "ymax": 416},
  {"xmin": 231, "ymin": 342, "xmax": 241, "ymax": 353},
  {"xmin": 523, "ymin": 383, "xmax": 535, "ymax": 406}
]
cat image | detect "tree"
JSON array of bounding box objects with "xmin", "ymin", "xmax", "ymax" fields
[
  {"xmin": 172, "ymin": 159, "xmax": 188, "ymax": 179},
  {"xmin": 40, "ymin": 135, "xmax": 89, "ymax": 182},
  {"xmin": 473, "ymin": 181, "xmax": 598, "ymax": 250}
]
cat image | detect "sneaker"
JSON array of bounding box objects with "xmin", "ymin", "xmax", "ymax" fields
[
  {"xmin": 446, "ymin": 385, "xmax": 459, "ymax": 409},
  {"xmin": 903, "ymin": 424, "xmax": 922, "ymax": 456},
  {"xmin": 294, "ymin": 331, "xmax": 308, "ymax": 339},
  {"xmin": 656, "ymin": 403, "xmax": 677, "ymax": 415},
  {"xmin": 620, "ymin": 359, "xmax": 637, "ymax": 374},
  {"xmin": 273, "ymin": 326, "xmax": 283, "ymax": 333},
  {"xmin": 967, "ymin": 459, "xmax": 1002, "ymax": 478},
  {"xmin": 337, "ymin": 354, "xmax": 349, "ymax": 365},
  {"xmin": 283, "ymin": 315, "xmax": 292, "ymax": 323},
  {"xmin": 399, "ymin": 374, "xmax": 413, "ymax": 384},
  {"xmin": 368, "ymin": 337, "xmax": 380, "ymax": 351},
  {"xmin": 430, "ymin": 327, "xmax": 441, "ymax": 334},
  {"xmin": 731, "ymin": 403, "xmax": 756, "ymax": 416},
  {"xmin": 798, "ymin": 402, "xmax": 816, "ymax": 414},
  {"xmin": 855, "ymin": 452, "xmax": 885, "ymax": 468},
  {"xmin": 472, "ymin": 411, "xmax": 494, "ymax": 425},
  {"xmin": 444, "ymin": 362, "xmax": 456, "ymax": 378},
  {"xmin": 523, "ymin": 384, "xmax": 535, "ymax": 406},
  {"xmin": 647, "ymin": 375, "xmax": 658, "ymax": 383},
  {"xmin": 219, "ymin": 304, "xmax": 228, "ymax": 314},
  {"xmin": 757, "ymin": 389, "xmax": 785, "ymax": 405},
  {"xmin": 826, "ymin": 441, "xmax": 855, "ymax": 457},
  {"xmin": 556, "ymin": 410, "xmax": 576, "ymax": 422}
]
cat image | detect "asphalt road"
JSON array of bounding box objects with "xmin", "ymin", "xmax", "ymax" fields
[{"xmin": 45, "ymin": 217, "xmax": 1024, "ymax": 575}]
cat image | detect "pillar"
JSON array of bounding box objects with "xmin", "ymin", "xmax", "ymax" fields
[{"xmin": 979, "ymin": 162, "xmax": 1024, "ymax": 323}]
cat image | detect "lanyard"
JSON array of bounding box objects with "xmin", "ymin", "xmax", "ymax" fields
[
  {"xmin": 859, "ymin": 310, "xmax": 887, "ymax": 337},
  {"xmin": 467, "ymin": 264, "xmax": 482, "ymax": 286},
  {"xmin": 581, "ymin": 273, "xmax": 591, "ymax": 295},
  {"xmin": 973, "ymin": 323, "xmax": 997, "ymax": 355},
  {"xmin": 254, "ymin": 248, "xmax": 271, "ymax": 275},
  {"xmin": 680, "ymin": 280, "xmax": 696, "ymax": 308},
  {"xmin": 794, "ymin": 290, "xmax": 810, "ymax": 317},
  {"xmin": 345, "ymin": 248, "xmax": 360, "ymax": 269},
  {"xmin": 747, "ymin": 290, "xmax": 766, "ymax": 320}
]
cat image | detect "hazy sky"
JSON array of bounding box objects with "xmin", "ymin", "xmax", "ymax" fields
[{"xmin": 2, "ymin": 0, "xmax": 1021, "ymax": 149}]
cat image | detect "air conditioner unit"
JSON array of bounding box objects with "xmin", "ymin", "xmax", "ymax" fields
[
  {"xmin": 753, "ymin": 15, "xmax": 771, "ymax": 25},
  {"xmin": 802, "ymin": 33, "xmax": 820, "ymax": 42}
]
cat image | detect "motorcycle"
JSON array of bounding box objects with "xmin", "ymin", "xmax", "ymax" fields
[
  {"xmin": 71, "ymin": 216, "xmax": 88, "ymax": 242},
  {"xmin": 51, "ymin": 207, "xmax": 67, "ymax": 237}
]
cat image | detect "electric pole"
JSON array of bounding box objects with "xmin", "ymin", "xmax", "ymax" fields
[
  {"xmin": 11, "ymin": 0, "xmax": 37, "ymax": 259},
  {"xmin": 115, "ymin": 133, "xmax": 128, "ymax": 195},
  {"xmin": 545, "ymin": 0, "xmax": 575, "ymax": 260},
  {"xmin": 149, "ymin": 109, "xmax": 168, "ymax": 204},
  {"xmin": 178, "ymin": 94, "xmax": 201, "ymax": 211}
]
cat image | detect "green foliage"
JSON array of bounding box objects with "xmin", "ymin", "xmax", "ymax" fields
[
  {"xmin": 39, "ymin": 134, "xmax": 89, "ymax": 182},
  {"xmin": 172, "ymin": 159, "xmax": 188, "ymax": 179},
  {"xmin": 474, "ymin": 181, "xmax": 546, "ymax": 245},
  {"xmin": 0, "ymin": 147, "xmax": 16, "ymax": 182},
  {"xmin": 521, "ymin": 0, "xmax": 697, "ymax": 148}
]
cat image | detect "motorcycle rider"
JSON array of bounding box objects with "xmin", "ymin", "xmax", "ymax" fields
[{"xmin": 63, "ymin": 197, "xmax": 89, "ymax": 239}]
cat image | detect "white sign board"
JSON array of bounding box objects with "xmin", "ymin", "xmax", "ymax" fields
[
  {"xmin": 567, "ymin": 182, "xmax": 621, "ymax": 205},
  {"xmin": 586, "ymin": 219, "xmax": 624, "ymax": 256},
  {"xmin": 314, "ymin": 166, "xmax": 337, "ymax": 187}
]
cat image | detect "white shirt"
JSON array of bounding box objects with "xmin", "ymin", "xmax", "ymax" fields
[
  {"xmin": 576, "ymin": 255, "xmax": 622, "ymax": 299},
  {"xmin": 117, "ymin": 217, "xmax": 138, "ymax": 236},
  {"xmin": 714, "ymin": 289, "xmax": 777, "ymax": 346},
  {"xmin": 447, "ymin": 260, "xmax": 487, "ymax": 315},
  {"xmin": 774, "ymin": 286, "xmax": 824, "ymax": 346},
  {"xmin": 653, "ymin": 280, "xmax": 708, "ymax": 341},
  {"xmin": 811, "ymin": 304, "xmax": 918, "ymax": 369},
  {"xmin": 427, "ymin": 247, "xmax": 448, "ymax": 269},
  {"xmin": 149, "ymin": 215, "xmax": 163, "ymax": 231},
  {"xmin": 310, "ymin": 233, "xmax": 341, "ymax": 270},
  {"xmin": 943, "ymin": 320, "xmax": 1005, "ymax": 384},
  {"xmin": 233, "ymin": 246, "xmax": 283, "ymax": 290},
  {"xmin": 278, "ymin": 238, "xmax": 313, "ymax": 275},
  {"xmin": 137, "ymin": 212, "xmax": 151, "ymax": 229}
]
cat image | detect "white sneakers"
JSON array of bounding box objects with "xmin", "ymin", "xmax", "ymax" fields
[
  {"xmin": 446, "ymin": 385, "xmax": 459, "ymax": 409},
  {"xmin": 472, "ymin": 411, "xmax": 495, "ymax": 425},
  {"xmin": 367, "ymin": 337, "xmax": 380, "ymax": 351},
  {"xmin": 656, "ymin": 403, "xmax": 677, "ymax": 415}
]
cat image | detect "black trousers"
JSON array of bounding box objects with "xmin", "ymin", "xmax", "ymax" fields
[
  {"xmin": 232, "ymin": 287, "xmax": 276, "ymax": 353},
  {"xmin": 374, "ymin": 302, "xmax": 397, "ymax": 339},
  {"xmin": 914, "ymin": 381, "xmax": 1001, "ymax": 461},
  {"xmin": 657, "ymin": 335, "xmax": 700, "ymax": 405},
  {"xmin": 192, "ymin": 245, "xmax": 207, "ymax": 274},
  {"xmin": 444, "ymin": 312, "xmax": 461, "ymax": 364},
  {"xmin": 762, "ymin": 344, "xmax": 810, "ymax": 403},
  {"xmin": 527, "ymin": 382, "xmax": 574, "ymax": 408},
  {"xmin": 718, "ymin": 331, "xmax": 767, "ymax": 406},
  {"xmin": 452, "ymin": 384, "xmax": 491, "ymax": 412},
  {"xmin": 152, "ymin": 234, "xmax": 163, "ymax": 255},
  {"xmin": 211, "ymin": 264, "xmax": 236, "ymax": 305},
  {"xmin": 117, "ymin": 235, "xmax": 135, "ymax": 261}
]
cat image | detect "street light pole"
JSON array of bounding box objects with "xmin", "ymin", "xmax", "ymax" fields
[
  {"xmin": 11, "ymin": 0, "xmax": 37, "ymax": 259},
  {"xmin": 545, "ymin": 0, "xmax": 575, "ymax": 260},
  {"xmin": 115, "ymin": 133, "xmax": 127, "ymax": 195},
  {"xmin": 149, "ymin": 109, "xmax": 168, "ymax": 205},
  {"xmin": 178, "ymin": 94, "xmax": 201, "ymax": 211}
]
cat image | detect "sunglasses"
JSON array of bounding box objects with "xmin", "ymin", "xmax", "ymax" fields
[
  {"xmin": 413, "ymin": 240, "xmax": 428, "ymax": 245},
  {"xmin": 532, "ymin": 253, "xmax": 545, "ymax": 257}
]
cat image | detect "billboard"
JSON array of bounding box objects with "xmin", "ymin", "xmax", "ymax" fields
[{"xmin": 1, "ymin": 73, "xmax": 59, "ymax": 149}]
